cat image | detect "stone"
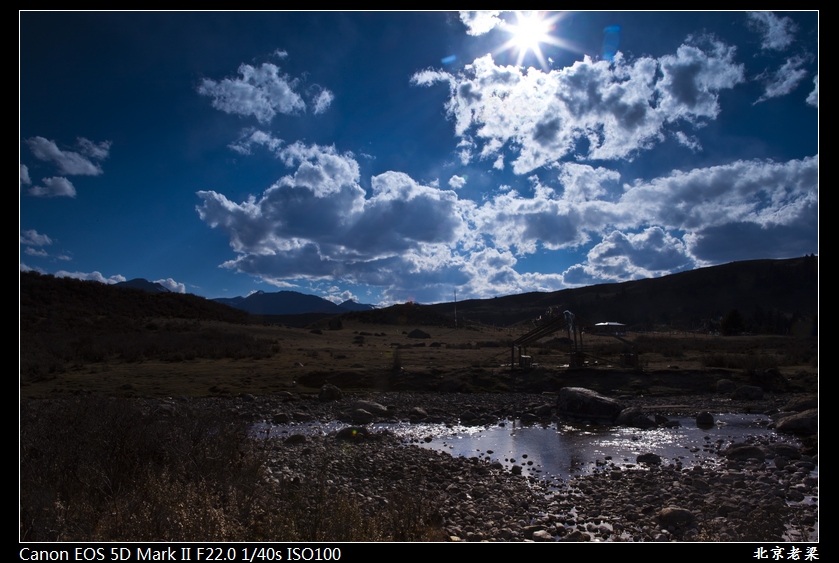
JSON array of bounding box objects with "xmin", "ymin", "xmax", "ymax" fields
[
  {"xmin": 776, "ymin": 408, "xmax": 818, "ymax": 436},
  {"xmin": 407, "ymin": 329, "xmax": 431, "ymax": 339},
  {"xmin": 557, "ymin": 387, "xmax": 624, "ymax": 424},
  {"xmin": 637, "ymin": 453, "xmax": 662, "ymax": 465},
  {"xmin": 351, "ymin": 409, "xmax": 373, "ymax": 424},
  {"xmin": 696, "ymin": 411, "xmax": 715, "ymax": 427},
  {"xmin": 353, "ymin": 400, "xmax": 388, "ymax": 416},
  {"xmin": 724, "ymin": 444, "xmax": 765, "ymax": 461},
  {"xmin": 616, "ymin": 406, "xmax": 656, "ymax": 429},
  {"xmin": 318, "ymin": 383, "xmax": 343, "ymax": 401},
  {"xmin": 716, "ymin": 379, "xmax": 736, "ymax": 393},
  {"xmin": 659, "ymin": 506, "xmax": 694, "ymax": 526}
]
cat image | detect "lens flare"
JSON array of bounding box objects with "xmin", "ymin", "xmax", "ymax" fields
[{"xmin": 496, "ymin": 11, "xmax": 571, "ymax": 70}]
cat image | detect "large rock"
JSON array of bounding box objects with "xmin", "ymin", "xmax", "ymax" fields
[
  {"xmin": 723, "ymin": 443, "xmax": 765, "ymax": 461},
  {"xmin": 696, "ymin": 412, "xmax": 715, "ymax": 428},
  {"xmin": 352, "ymin": 399, "xmax": 388, "ymax": 416},
  {"xmin": 557, "ymin": 387, "xmax": 624, "ymax": 424},
  {"xmin": 659, "ymin": 506, "xmax": 695, "ymax": 527},
  {"xmin": 319, "ymin": 383, "xmax": 343, "ymax": 401},
  {"xmin": 407, "ymin": 329, "xmax": 431, "ymax": 339},
  {"xmin": 776, "ymin": 408, "xmax": 818, "ymax": 436},
  {"xmin": 616, "ymin": 407, "xmax": 656, "ymax": 429}
]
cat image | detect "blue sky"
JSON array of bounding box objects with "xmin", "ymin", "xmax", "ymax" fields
[{"xmin": 20, "ymin": 11, "xmax": 818, "ymax": 305}]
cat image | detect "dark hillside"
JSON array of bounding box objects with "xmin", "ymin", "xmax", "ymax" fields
[
  {"xmin": 21, "ymin": 271, "xmax": 250, "ymax": 329},
  {"xmin": 428, "ymin": 256, "xmax": 818, "ymax": 333}
]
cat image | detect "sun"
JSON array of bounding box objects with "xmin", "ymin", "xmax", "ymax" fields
[{"xmin": 496, "ymin": 11, "xmax": 568, "ymax": 70}]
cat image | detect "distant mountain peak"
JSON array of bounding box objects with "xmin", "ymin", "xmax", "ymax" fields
[{"xmin": 114, "ymin": 278, "xmax": 170, "ymax": 293}]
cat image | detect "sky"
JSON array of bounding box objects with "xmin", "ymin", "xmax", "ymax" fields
[{"xmin": 20, "ymin": 11, "xmax": 818, "ymax": 306}]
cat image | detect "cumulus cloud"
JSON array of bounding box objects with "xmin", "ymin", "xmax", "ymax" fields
[
  {"xmin": 747, "ymin": 12, "xmax": 796, "ymax": 51},
  {"xmin": 55, "ymin": 270, "xmax": 126, "ymax": 284},
  {"xmin": 755, "ymin": 56, "xmax": 809, "ymax": 104},
  {"xmin": 581, "ymin": 227, "xmax": 691, "ymax": 281},
  {"xmin": 155, "ymin": 277, "xmax": 186, "ymax": 293},
  {"xmin": 198, "ymin": 61, "xmax": 334, "ymax": 123},
  {"xmin": 20, "ymin": 164, "xmax": 31, "ymax": 185},
  {"xmin": 807, "ymin": 74, "xmax": 818, "ymax": 107},
  {"xmin": 616, "ymin": 156, "xmax": 818, "ymax": 233},
  {"xmin": 459, "ymin": 11, "xmax": 504, "ymax": 36},
  {"xmin": 413, "ymin": 40, "xmax": 743, "ymax": 173},
  {"xmin": 196, "ymin": 143, "xmax": 473, "ymax": 297},
  {"xmin": 28, "ymin": 177, "xmax": 77, "ymax": 198},
  {"xmin": 472, "ymin": 155, "xmax": 817, "ymax": 284},
  {"xmin": 198, "ymin": 63, "xmax": 305, "ymax": 123},
  {"xmin": 25, "ymin": 136, "xmax": 110, "ymax": 176},
  {"xmin": 448, "ymin": 175, "xmax": 466, "ymax": 189}
]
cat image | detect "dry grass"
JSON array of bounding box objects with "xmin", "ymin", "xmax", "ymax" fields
[{"xmin": 20, "ymin": 396, "xmax": 444, "ymax": 541}]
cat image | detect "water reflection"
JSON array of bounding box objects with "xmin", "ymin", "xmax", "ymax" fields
[{"xmin": 258, "ymin": 413, "xmax": 801, "ymax": 484}]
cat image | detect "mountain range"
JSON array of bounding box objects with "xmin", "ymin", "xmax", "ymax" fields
[{"xmin": 212, "ymin": 290, "xmax": 375, "ymax": 316}]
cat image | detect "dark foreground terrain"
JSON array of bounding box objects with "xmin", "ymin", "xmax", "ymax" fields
[
  {"xmin": 20, "ymin": 270, "xmax": 818, "ymax": 542},
  {"xmin": 21, "ymin": 365, "xmax": 817, "ymax": 542}
]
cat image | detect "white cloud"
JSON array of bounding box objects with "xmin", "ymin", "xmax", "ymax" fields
[
  {"xmin": 26, "ymin": 136, "xmax": 110, "ymax": 176},
  {"xmin": 28, "ymin": 177, "xmax": 77, "ymax": 198},
  {"xmin": 24, "ymin": 247, "xmax": 49, "ymax": 258},
  {"xmin": 747, "ymin": 12, "xmax": 796, "ymax": 51},
  {"xmin": 20, "ymin": 164, "xmax": 31, "ymax": 185},
  {"xmin": 448, "ymin": 174, "xmax": 466, "ymax": 189},
  {"xmin": 413, "ymin": 40, "xmax": 743, "ymax": 173},
  {"xmin": 806, "ymin": 74, "xmax": 818, "ymax": 108},
  {"xmin": 459, "ymin": 11, "xmax": 504, "ymax": 36},
  {"xmin": 581, "ymin": 227, "xmax": 691, "ymax": 281},
  {"xmin": 55, "ymin": 270, "xmax": 126, "ymax": 284},
  {"xmin": 228, "ymin": 128, "xmax": 284, "ymax": 155},
  {"xmin": 196, "ymin": 143, "xmax": 474, "ymax": 299},
  {"xmin": 155, "ymin": 278, "xmax": 186, "ymax": 293},
  {"xmin": 617, "ymin": 156, "xmax": 818, "ymax": 233},
  {"xmin": 20, "ymin": 262, "xmax": 47, "ymax": 274},
  {"xmin": 755, "ymin": 56, "xmax": 809, "ymax": 104},
  {"xmin": 198, "ymin": 62, "xmax": 306, "ymax": 123},
  {"xmin": 20, "ymin": 229, "xmax": 52, "ymax": 247},
  {"xmin": 312, "ymin": 89, "xmax": 335, "ymax": 115},
  {"xmin": 674, "ymin": 131, "xmax": 702, "ymax": 152}
]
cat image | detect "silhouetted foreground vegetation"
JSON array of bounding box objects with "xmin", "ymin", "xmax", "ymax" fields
[{"xmin": 20, "ymin": 397, "xmax": 443, "ymax": 541}]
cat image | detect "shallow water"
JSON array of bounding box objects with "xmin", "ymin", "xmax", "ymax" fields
[{"xmin": 258, "ymin": 413, "xmax": 802, "ymax": 483}]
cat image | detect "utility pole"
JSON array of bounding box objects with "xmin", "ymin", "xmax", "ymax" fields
[{"xmin": 454, "ymin": 289, "xmax": 458, "ymax": 328}]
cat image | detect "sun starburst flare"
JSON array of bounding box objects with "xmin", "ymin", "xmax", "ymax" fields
[{"xmin": 496, "ymin": 11, "xmax": 571, "ymax": 70}]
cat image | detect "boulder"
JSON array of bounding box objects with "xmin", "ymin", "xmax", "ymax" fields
[
  {"xmin": 716, "ymin": 379, "xmax": 736, "ymax": 393},
  {"xmin": 783, "ymin": 396, "xmax": 818, "ymax": 412},
  {"xmin": 407, "ymin": 328, "xmax": 431, "ymax": 339},
  {"xmin": 696, "ymin": 412, "xmax": 715, "ymax": 428},
  {"xmin": 723, "ymin": 444, "xmax": 765, "ymax": 461},
  {"xmin": 351, "ymin": 409, "xmax": 374, "ymax": 424},
  {"xmin": 352, "ymin": 399, "xmax": 388, "ymax": 416},
  {"xmin": 776, "ymin": 408, "xmax": 818, "ymax": 436},
  {"xmin": 659, "ymin": 506, "xmax": 695, "ymax": 527},
  {"xmin": 637, "ymin": 452, "xmax": 662, "ymax": 465},
  {"xmin": 318, "ymin": 383, "xmax": 343, "ymax": 401},
  {"xmin": 616, "ymin": 406, "xmax": 656, "ymax": 429},
  {"xmin": 557, "ymin": 387, "xmax": 624, "ymax": 424}
]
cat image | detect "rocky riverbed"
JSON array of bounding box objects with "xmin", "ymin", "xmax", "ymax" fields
[{"xmin": 203, "ymin": 389, "xmax": 818, "ymax": 542}]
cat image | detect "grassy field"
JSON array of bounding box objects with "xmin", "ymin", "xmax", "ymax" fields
[{"xmin": 20, "ymin": 317, "xmax": 818, "ymax": 398}]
